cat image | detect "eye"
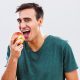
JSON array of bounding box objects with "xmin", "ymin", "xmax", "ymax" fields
[
  {"xmin": 24, "ymin": 18, "xmax": 31, "ymax": 22},
  {"xmin": 17, "ymin": 18, "xmax": 21, "ymax": 23}
]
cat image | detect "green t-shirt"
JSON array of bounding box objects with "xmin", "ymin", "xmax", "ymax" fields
[{"xmin": 7, "ymin": 35, "xmax": 78, "ymax": 80}]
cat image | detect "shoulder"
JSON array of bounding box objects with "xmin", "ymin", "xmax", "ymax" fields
[{"xmin": 47, "ymin": 35, "xmax": 68, "ymax": 48}]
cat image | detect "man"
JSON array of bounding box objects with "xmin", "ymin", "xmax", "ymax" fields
[{"xmin": 2, "ymin": 3, "xmax": 78, "ymax": 80}]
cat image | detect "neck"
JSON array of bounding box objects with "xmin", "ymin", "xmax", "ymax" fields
[{"xmin": 28, "ymin": 33, "xmax": 45, "ymax": 52}]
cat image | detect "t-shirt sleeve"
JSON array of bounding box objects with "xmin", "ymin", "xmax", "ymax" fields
[
  {"xmin": 6, "ymin": 46, "xmax": 10, "ymax": 66},
  {"xmin": 63, "ymin": 42, "xmax": 78, "ymax": 72}
]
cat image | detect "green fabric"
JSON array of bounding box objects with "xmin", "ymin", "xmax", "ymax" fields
[{"xmin": 7, "ymin": 35, "xmax": 78, "ymax": 80}]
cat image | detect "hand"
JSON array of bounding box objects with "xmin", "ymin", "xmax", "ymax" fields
[{"xmin": 10, "ymin": 32, "xmax": 24, "ymax": 59}]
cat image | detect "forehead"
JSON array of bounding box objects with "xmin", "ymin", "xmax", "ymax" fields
[{"xmin": 18, "ymin": 8, "xmax": 36, "ymax": 19}]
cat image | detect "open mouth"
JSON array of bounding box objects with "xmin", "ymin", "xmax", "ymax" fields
[
  {"xmin": 22, "ymin": 29, "xmax": 31, "ymax": 39},
  {"xmin": 23, "ymin": 30, "xmax": 30, "ymax": 34}
]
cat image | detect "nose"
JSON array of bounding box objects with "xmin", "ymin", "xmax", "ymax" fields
[{"xmin": 20, "ymin": 21, "xmax": 26, "ymax": 28}]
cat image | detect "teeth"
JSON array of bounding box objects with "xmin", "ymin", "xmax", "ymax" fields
[
  {"xmin": 23, "ymin": 30, "xmax": 30, "ymax": 32},
  {"xmin": 22, "ymin": 29, "xmax": 30, "ymax": 34},
  {"xmin": 26, "ymin": 30, "xmax": 30, "ymax": 31}
]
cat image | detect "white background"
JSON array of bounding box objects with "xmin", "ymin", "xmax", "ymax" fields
[{"xmin": 0, "ymin": 0, "xmax": 80, "ymax": 79}]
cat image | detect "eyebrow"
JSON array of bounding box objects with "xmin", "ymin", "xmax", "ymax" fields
[
  {"xmin": 17, "ymin": 17, "xmax": 31, "ymax": 21},
  {"xmin": 23, "ymin": 17, "xmax": 32, "ymax": 21}
]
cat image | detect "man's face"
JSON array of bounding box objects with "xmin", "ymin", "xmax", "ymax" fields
[{"xmin": 17, "ymin": 8, "xmax": 43, "ymax": 42}]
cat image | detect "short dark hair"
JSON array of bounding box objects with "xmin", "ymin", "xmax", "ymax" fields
[{"xmin": 16, "ymin": 3, "xmax": 44, "ymax": 20}]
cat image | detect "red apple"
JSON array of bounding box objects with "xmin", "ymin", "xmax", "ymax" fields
[{"xmin": 13, "ymin": 32, "xmax": 25, "ymax": 45}]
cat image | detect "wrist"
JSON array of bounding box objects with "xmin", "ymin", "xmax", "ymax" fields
[
  {"xmin": 10, "ymin": 51, "xmax": 20, "ymax": 59},
  {"xmin": 9, "ymin": 55, "xmax": 18, "ymax": 62}
]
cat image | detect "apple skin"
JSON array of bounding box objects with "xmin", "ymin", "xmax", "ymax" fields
[{"xmin": 14, "ymin": 32, "xmax": 25, "ymax": 45}]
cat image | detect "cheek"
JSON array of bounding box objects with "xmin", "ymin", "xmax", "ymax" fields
[
  {"xmin": 19, "ymin": 26, "xmax": 21, "ymax": 30},
  {"xmin": 29, "ymin": 21, "xmax": 39, "ymax": 33},
  {"xmin": 33, "ymin": 26, "xmax": 40, "ymax": 34}
]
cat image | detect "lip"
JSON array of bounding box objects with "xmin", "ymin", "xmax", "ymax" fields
[
  {"xmin": 23, "ymin": 31, "xmax": 30, "ymax": 39},
  {"xmin": 23, "ymin": 30, "xmax": 30, "ymax": 34},
  {"xmin": 20, "ymin": 26, "xmax": 31, "ymax": 33},
  {"xmin": 23, "ymin": 30, "xmax": 31, "ymax": 39},
  {"xmin": 20, "ymin": 26, "xmax": 31, "ymax": 39}
]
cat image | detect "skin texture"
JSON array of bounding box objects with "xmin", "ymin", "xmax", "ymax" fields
[
  {"xmin": 1, "ymin": 8, "xmax": 78, "ymax": 80},
  {"xmin": 18, "ymin": 8, "xmax": 44, "ymax": 51},
  {"xmin": 65, "ymin": 70, "xmax": 79, "ymax": 80}
]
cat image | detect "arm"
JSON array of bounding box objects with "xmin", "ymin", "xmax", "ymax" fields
[
  {"xmin": 1, "ymin": 56, "xmax": 18, "ymax": 80},
  {"xmin": 63, "ymin": 42, "xmax": 79, "ymax": 80},
  {"xmin": 65, "ymin": 70, "xmax": 79, "ymax": 80},
  {"xmin": 1, "ymin": 33, "xmax": 23, "ymax": 80}
]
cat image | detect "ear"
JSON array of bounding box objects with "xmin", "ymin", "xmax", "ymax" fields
[{"xmin": 38, "ymin": 18, "xmax": 43, "ymax": 26}]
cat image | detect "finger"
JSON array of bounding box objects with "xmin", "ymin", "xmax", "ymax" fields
[
  {"xmin": 18, "ymin": 44, "xmax": 23, "ymax": 50},
  {"xmin": 15, "ymin": 44, "xmax": 23, "ymax": 52},
  {"xmin": 11, "ymin": 35, "xmax": 18, "ymax": 45},
  {"xmin": 14, "ymin": 39, "xmax": 23, "ymax": 46}
]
